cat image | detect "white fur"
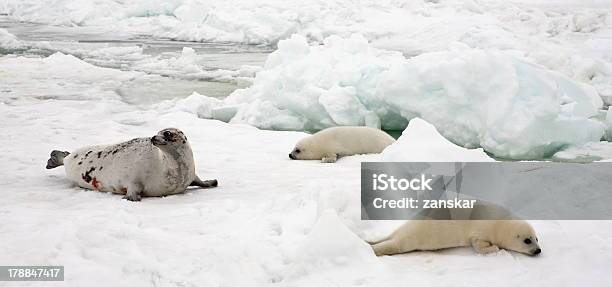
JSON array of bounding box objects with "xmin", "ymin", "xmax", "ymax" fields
[
  {"xmin": 289, "ymin": 126, "xmax": 395, "ymax": 162},
  {"xmin": 370, "ymin": 219, "xmax": 541, "ymax": 256}
]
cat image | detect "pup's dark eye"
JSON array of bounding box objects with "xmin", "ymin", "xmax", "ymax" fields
[
  {"xmin": 524, "ymin": 238, "xmax": 532, "ymax": 244},
  {"xmin": 163, "ymin": 131, "xmax": 172, "ymax": 138},
  {"xmin": 295, "ymin": 149, "xmax": 301, "ymax": 153}
]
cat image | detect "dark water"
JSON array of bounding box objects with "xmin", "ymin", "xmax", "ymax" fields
[{"xmin": 385, "ymin": 129, "xmax": 403, "ymax": 139}]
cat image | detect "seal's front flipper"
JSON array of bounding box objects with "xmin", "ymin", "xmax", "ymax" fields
[
  {"xmin": 321, "ymin": 154, "xmax": 338, "ymax": 163},
  {"xmin": 471, "ymin": 239, "xmax": 499, "ymax": 254},
  {"xmin": 123, "ymin": 183, "xmax": 143, "ymax": 202},
  {"xmin": 46, "ymin": 150, "xmax": 70, "ymax": 169},
  {"xmin": 190, "ymin": 176, "xmax": 218, "ymax": 188}
]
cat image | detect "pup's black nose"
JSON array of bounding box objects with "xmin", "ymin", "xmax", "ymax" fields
[
  {"xmin": 289, "ymin": 153, "xmax": 295, "ymax": 160},
  {"xmin": 533, "ymin": 248, "xmax": 541, "ymax": 255}
]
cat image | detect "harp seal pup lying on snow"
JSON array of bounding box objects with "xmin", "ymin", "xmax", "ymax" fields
[
  {"xmin": 46, "ymin": 128, "xmax": 218, "ymax": 201},
  {"xmin": 369, "ymin": 219, "xmax": 541, "ymax": 256},
  {"xmin": 288, "ymin": 126, "xmax": 395, "ymax": 163}
]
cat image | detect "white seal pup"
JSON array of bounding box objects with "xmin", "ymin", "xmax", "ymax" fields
[
  {"xmin": 46, "ymin": 128, "xmax": 218, "ymax": 201},
  {"xmin": 289, "ymin": 126, "xmax": 395, "ymax": 163},
  {"xmin": 369, "ymin": 220, "xmax": 541, "ymax": 256}
]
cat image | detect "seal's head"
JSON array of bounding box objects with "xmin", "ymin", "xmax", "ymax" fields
[
  {"xmin": 500, "ymin": 220, "xmax": 541, "ymax": 256},
  {"xmin": 288, "ymin": 138, "xmax": 321, "ymax": 160},
  {"xmin": 151, "ymin": 128, "xmax": 188, "ymax": 150}
]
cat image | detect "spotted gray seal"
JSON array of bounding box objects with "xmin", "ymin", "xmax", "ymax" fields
[{"xmin": 46, "ymin": 128, "xmax": 217, "ymax": 201}]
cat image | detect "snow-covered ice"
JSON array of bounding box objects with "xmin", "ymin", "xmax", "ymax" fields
[
  {"xmin": 380, "ymin": 118, "xmax": 494, "ymax": 162},
  {"xmin": 19, "ymin": 41, "xmax": 263, "ymax": 84},
  {"xmin": 0, "ymin": 28, "xmax": 22, "ymax": 50},
  {"xmin": 129, "ymin": 47, "xmax": 261, "ymax": 83},
  {"xmin": 552, "ymin": 141, "xmax": 612, "ymax": 162},
  {"xmin": 1, "ymin": 48, "xmax": 612, "ymax": 286},
  {"xmin": 553, "ymin": 109, "xmax": 612, "ymax": 162},
  {"xmin": 2, "ymin": 0, "xmax": 612, "ymax": 286},
  {"xmin": 201, "ymin": 34, "xmax": 605, "ymax": 159},
  {"xmin": 3, "ymin": 0, "xmax": 612, "ymax": 95},
  {"xmin": 607, "ymin": 108, "xmax": 612, "ymax": 140},
  {"xmin": 4, "ymin": 0, "xmax": 612, "ymax": 101},
  {"xmin": 1, "ymin": 0, "xmax": 610, "ymax": 51}
]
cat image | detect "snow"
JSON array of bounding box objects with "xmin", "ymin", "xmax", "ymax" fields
[
  {"xmin": 4, "ymin": 0, "xmax": 612, "ymax": 97},
  {"xmin": 2, "ymin": 0, "xmax": 612, "ymax": 285},
  {"xmin": 202, "ymin": 34, "xmax": 605, "ymax": 159},
  {"xmin": 222, "ymin": 34, "xmax": 406, "ymax": 130},
  {"xmin": 551, "ymin": 108, "xmax": 612, "ymax": 162},
  {"xmin": 607, "ymin": 108, "xmax": 612, "ymax": 141},
  {"xmin": 1, "ymin": 0, "xmax": 610, "ymax": 50},
  {"xmin": 380, "ymin": 118, "xmax": 494, "ymax": 162},
  {"xmin": 0, "ymin": 0, "xmax": 612, "ymax": 91},
  {"xmin": 0, "ymin": 28, "xmax": 22, "ymax": 50},
  {"xmin": 155, "ymin": 91, "xmax": 224, "ymax": 119},
  {"xmin": 130, "ymin": 47, "xmax": 260, "ymax": 82},
  {"xmin": 18, "ymin": 42, "xmax": 262, "ymax": 84},
  {"xmin": 1, "ymin": 45, "xmax": 612, "ymax": 286},
  {"xmin": 552, "ymin": 141, "xmax": 612, "ymax": 162},
  {"xmin": 4, "ymin": 2, "xmax": 612, "ymax": 147},
  {"xmin": 0, "ymin": 52, "xmax": 140, "ymax": 102},
  {"xmin": 4, "ymin": 0, "xmax": 612, "ymax": 98},
  {"xmin": 287, "ymin": 210, "xmax": 382, "ymax": 285}
]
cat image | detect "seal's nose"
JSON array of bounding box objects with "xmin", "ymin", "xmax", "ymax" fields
[
  {"xmin": 289, "ymin": 153, "xmax": 295, "ymax": 160},
  {"xmin": 533, "ymin": 248, "xmax": 541, "ymax": 255}
]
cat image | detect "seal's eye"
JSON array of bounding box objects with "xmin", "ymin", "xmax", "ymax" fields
[
  {"xmin": 163, "ymin": 131, "xmax": 172, "ymax": 138},
  {"xmin": 295, "ymin": 149, "xmax": 301, "ymax": 154},
  {"xmin": 524, "ymin": 238, "xmax": 532, "ymax": 245}
]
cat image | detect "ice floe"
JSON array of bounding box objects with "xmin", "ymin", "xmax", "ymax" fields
[
  {"xmin": 552, "ymin": 141, "xmax": 612, "ymax": 162},
  {"xmin": 2, "ymin": 30, "xmax": 612, "ymax": 286},
  {"xmin": 201, "ymin": 34, "xmax": 605, "ymax": 159},
  {"xmin": 0, "ymin": 28, "xmax": 22, "ymax": 50},
  {"xmin": 379, "ymin": 118, "xmax": 494, "ymax": 162}
]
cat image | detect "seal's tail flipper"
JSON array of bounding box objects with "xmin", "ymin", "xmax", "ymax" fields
[
  {"xmin": 366, "ymin": 235, "xmax": 391, "ymax": 246},
  {"xmin": 190, "ymin": 176, "xmax": 218, "ymax": 188},
  {"xmin": 46, "ymin": 150, "xmax": 70, "ymax": 169},
  {"xmin": 371, "ymin": 239, "xmax": 402, "ymax": 256}
]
